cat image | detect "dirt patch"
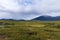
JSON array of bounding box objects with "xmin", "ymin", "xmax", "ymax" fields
[{"xmin": 0, "ymin": 34, "xmax": 8, "ymax": 40}]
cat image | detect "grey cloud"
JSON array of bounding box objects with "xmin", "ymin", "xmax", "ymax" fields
[{"xmin": 0, "ymin": 0, "xmax": 60, "ymax": 20}]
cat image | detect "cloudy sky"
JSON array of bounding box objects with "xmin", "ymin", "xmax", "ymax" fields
[{"xmin": 0, "ymin": 0, "xmax": 60, "ymax": 20}]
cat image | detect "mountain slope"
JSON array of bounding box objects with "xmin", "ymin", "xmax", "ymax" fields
[{"xmin": 32, "ymin": 16, "xmax": 60, "ymax": 21}]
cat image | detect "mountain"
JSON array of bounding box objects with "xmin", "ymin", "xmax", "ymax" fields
[
  {"xmin": 32, "ymin": 16, "xmax": 60, "ymax": 21},
  {"xmin": 0, "ymin": 19, "xmax": 26, "ymax": 21}
]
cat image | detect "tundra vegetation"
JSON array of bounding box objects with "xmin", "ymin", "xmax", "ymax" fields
[{"xmin": 0, "ymin": 20, "xmax": 59, "ymax": 40}]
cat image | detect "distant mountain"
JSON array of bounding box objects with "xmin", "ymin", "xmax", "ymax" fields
[
  {"xmin": 0, "ymin": 19, "xmax": 25, "ymax": 21},
  {"xmin": 32, "ymin": 16, "xmax": 60, "ymax": 21}
]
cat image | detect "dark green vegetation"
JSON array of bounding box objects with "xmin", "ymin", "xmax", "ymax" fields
[{"xmin": 0, "ymin": 20, "xmax": 60, "ymax": 40}]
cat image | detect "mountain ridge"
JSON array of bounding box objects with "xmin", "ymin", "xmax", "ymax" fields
[{"xmin": 32, "ymin": 16, "xmax": 60, "ymax": 21}]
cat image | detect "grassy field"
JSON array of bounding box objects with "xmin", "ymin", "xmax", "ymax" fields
[{"xmin": 0, "ymin": 20, "xmax": 60, "ymax": 40}]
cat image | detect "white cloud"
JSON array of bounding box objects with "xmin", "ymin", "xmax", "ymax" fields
[
  {"xmin": 0, "ymin": 0, "xmax": 60, "ymax": 20},
  {"xmin": 34, "ymin": 0, "xmax": 60, "ymax": 16},
  {"xmin": 0, "ymin": 12, "xmax": 12, "ymax": 19},
  {"xmin": 0, "ymin": 0, "xmax": 22, "ymax": 12}
]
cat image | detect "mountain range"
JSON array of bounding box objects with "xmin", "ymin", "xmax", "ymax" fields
[
  {"xmin": 32, "ymin": 16, "xmax": 60, "ymax": 21},
  {"xmin": 1, "ymin": 16, "xmax": 60, "ymax": 21}
]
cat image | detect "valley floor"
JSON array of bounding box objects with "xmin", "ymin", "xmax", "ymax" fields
[{"xmin": 0, "ymin": 20, "xmax": 59, "ymax": 40}]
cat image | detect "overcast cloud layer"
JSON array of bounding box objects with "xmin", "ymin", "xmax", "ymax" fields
[{"xmin": 0, "ymin": 0, "xmax": 60, "ymax": 20}]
